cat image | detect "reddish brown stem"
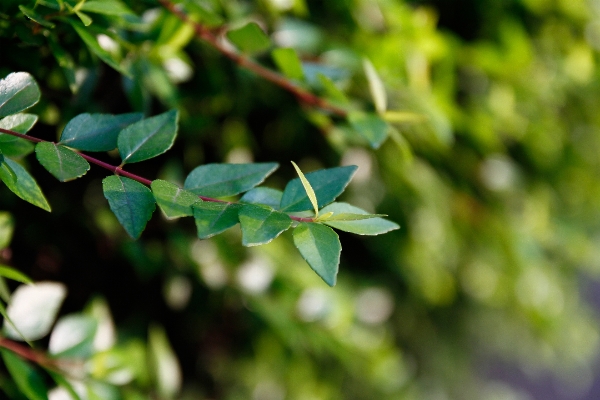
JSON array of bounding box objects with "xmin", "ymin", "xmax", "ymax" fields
[{"xmin": 0, "ymin": 336, "xmax": 55, "ymax": 367}]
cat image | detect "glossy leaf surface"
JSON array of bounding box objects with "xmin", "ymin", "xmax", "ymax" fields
[
  {"xmin": 348, "ymin": 112, "xmax": 389, "ymax": 149},
  {"xmin": 320, "ymin": 202, "xmax": 399, "ymax": 235},
  {"xmin": 151, "ymin": 179, "xmax": 200, "ymax": 219},
  {"xmin": 118, "ymin": 110, "xmax": 178, "ymax": 164},
  {"xmin": 184, "ymin": 163, "xmax": 278, "ymax": 197},
  {"xmin": 240, "ymin": 187, "xmax": 283, "ymax": 209},
  {"xmin": 0, "ymin": 349, "xmax": 47, "ymax": 400},
  {"xmin": 0, "ymin": 113, "xmax": 38, "ymax": 134},
  {"xmin": 35, "ymin": 142, "xmax": 90, "ymax": 182},
  {"xmin": 59, "ymin": 112, "xmax": 143, "ymax": 151},
  {"xmin": 239, "ymin": 204, "xmax": 292, "ymax": 246},
  {"xmin": 0, "ymin": 72, "xmax": 40, "ymax": 118},
  {"xmin": 293, "ymin": 223, "xmax": 341, "ymax": 286},
  {"xmin": 226, "ymin": 22, "xmax": 271, "ymax": 53},
  {"xmin": 0, "ymin": 157, "xmax": 51, "ymax": 211},
  {"xmin": 102, "ymin": 176, "xmax": 156, "ymax": 239},
  {"xmin": 193, "ymin": 202, "xmax": 239, "ymax": 239}
]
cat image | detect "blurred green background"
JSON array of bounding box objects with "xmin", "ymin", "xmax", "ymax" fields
[{"xmin": 3, "ymin": 0, "xmax": 600, "ymax": 398}]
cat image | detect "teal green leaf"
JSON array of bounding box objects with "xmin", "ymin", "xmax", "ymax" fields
[
  {"xmin": 3, "ymin": 282, "xmax": 67, "ymax": 341},
  {"xmin": 293, "ymin": 223, "xmax": 341, "ymax": 286},
  {"xmin": 102, "ymin": 176, "xmax": 156, "ymax": 239},
  {"xmin": 240, "ymin": 187, "xmax": 283, "ymax": 209},
  {"xmin": 59, "ymin": 112, "xmax": 143, "ymax": 152},
  {"xmin": 0, "ymin": 113, "xmax": 38, "ymax": 134},
  {"xmin": 291, "ymin": 161, "xmax": 319, "ymax": 216},
  {"xmin": 363, "ymin": 58, "xmax": 387, "ymax": 114},
  {"xmin": 192, "ymin": 202, "xmax": 239, "ymax": 239},
  {"xmin": 151, "ymin": 179, "xmax": 200, "ymax": 219},
  {"xmin": 320, "ymin": 202, "xmax": 399, "ymax": 235},
  {"xmin": 49, "ymin": 314, "xmax": 98, "ymax": 358},
  {"xmin": 70, "ymin": 21, "xmax": 130, "ymax": 76},
  {"xmin": 184, "ymin": 163, "xmax": 278, "ymax": 197},
  {"xmin": 348, "ymin": 112, "xmax": 389, "ymax": 149},
  {"xmin": 280, "ymin": 165, "xmax": 357, "ymax": 212},
  {"xmin": 19, "ymin": 5, "xmax": 55, "ymax": 28},
  {"xmin": 0, "ymin": 158, "xmax": 51, "ymax": 211},
  {"xmin": 272, "ymin": 48, "xmax": 304, "ymax": 80},
  {"xmin": 0, "ymin": 212, "xmax": 14, "ymax": 250},
  {"xmin": 80, "ymin": 0, "xmax": 136, "ymax": 16},
  {"xmin": 0, "ymin": 265, "xmax": 32, "ymax": 284},
  {"xmin": 118, "ymin": 110, "xmax": 178, "ymax": 164},
  {"xmin": 0, "ymin": 72, "xmax": 41, "ymax": 118},
  {"xmin": 226, "ymin": 22, "xmax": 271, "ymax": 53},
  {"xmin": 239, "ymin": 204, "xmax": 292, "ymax": 246},
  {"xmin": 35, "ymin": 142, "xmax": 90, "ymax": 182},
  {"xmin": 0, "ymin": 349, "xmax": 47, "ymax": 400}
]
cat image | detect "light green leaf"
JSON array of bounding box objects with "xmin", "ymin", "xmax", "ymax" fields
[
  {"xmin": 19, "ymin": 5, "xmax": 55, "ymax": 28},
  {"xmin": 326, "ymin": 213, "xmax": 387, "ymax": 221},
  {"xmin": 272, "ymin": 48, "xmax": 304, "ymax": 80},
  {"xmin": 317, "ymin": 73, "xmax": 349, "ymax": 103},
  {"xmin": 184, "ymin": 163, "xmax": 278, "ymax": 198},
  {"xmin": 59, "ymin": 112, "xmax": 143, "ymax": 152},
  {"xmin": 226, "ymin": 22, "xmax": 271, "ymax": 53},
  {"xmin": 0, "ymin": 158, "xmax": 51, "ymax": 211},
  {"xmin": 70, "ymin": 21, "xmax": 130, "ymax": 76},
  {"xmin": 0, "ymin": 113, "xmax": 38, "ymax": 134},
  {"xmin": 0, "ymin": 265, "xmax": 32, "ymax": 284},
  {"xmin": 102, "ymin": 176, "xmax": 156, "ymax": 239},
  {"xmin": 148, "ymin": 325, "xmax": 182, "ymax": 399},
  {"xmin": 0, "ymin": 349, "xmax": 48, "ymax": 400},
  {"xmin": 291, "ymin": 161, "xmax": 319, "ymax": 217},
  {"xmin": 151, "ymin": 179, "xmax": 200, "ymax": 219},
  {"xmin": 293, "ymin": 223, "xmax": 341, "ymax": 286},
  {"xmin": 239, "ymin": 204, "xmax": 292, "ymax": 246},
  {"xmin": 3, "ymin": 282, "xmax": 67, "ymax": 341},
  {"xmin": 348, "ymin": 111, "xmax": 389, "ymax": 149},
  {"xmin": 280, "ymin": 165, "xmax": 357, "ymax": 212},
  {"xmin": 239, "ymin": 187, "xmax": 283, "ymax": 209},
  {"xmin": 0, "ymin": 212, "xmax": 14, "ymax": 250},
  {"xmin": 363, "ymin": 58, "xmax": 387, "ymax": 114},
  {"xmin": 80, "ymin": 0, "xmax": 136, "ymax": 16},
  {"xmin": 75, "ymin": 10, "xmax": 92, "ymax": 26},
  {"xmin": 49, "ymin": 314, "xmax": 98, "ymax": 358},
  {"xmin": 183, "ymin": 0, "xmax": 223, "ymax": 27},
  {"xmin": 192, "ymin": 202, "xmax": 239, "ymax": 239},
  {"xmin": 0, "ymin": 72, "xmax": 41, "ymax": 118},
  {"xmin": 35, "ymin": 142, "xmax": 90, "ymax": 182},
  {"xmin": 320, "ymin": 202, "xmax": 399, "ymax": 235},
  {"xmin": 118, "ymin": 110, "xmax": 178, "ymax": 164}
]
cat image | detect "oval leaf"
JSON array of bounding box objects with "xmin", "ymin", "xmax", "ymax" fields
[
  {"xmin": 226, "ymin": 22, "xmax": 271, "ymax": 53},
  {"xmin": 102, "ymin": 175, "xmax": 156, "ymax": 239},
  {"xmin": 0, "ymin": 72, "xmax": 41, "ymax": 118},
  {"xmin": 3, "ymin": 282, "xmax": 67, "ymax": 341},
  {"xmin": 1, "ymin": 349, "xmax": 48, "ymax": 400},
  {"xmin": 239, "ymin": 204, "xmax": 292, "ymax": 246},
  {"xmin": 151, "ymin": 179, "xmax": 200, "ymax": 219},
  {"xmin": 0, "ymin": 157, "xmax": 51, "ymax": 211},
  {"xmin": 59, "ymin": 112, "xmax": 143, "ymax": 152},
  {"xmin": 184, "ymin": 163, "xmax": 278, "ymax": 198},
  {"xmin": 49, "ymin": 314, "xmax": 98, "ymax": 358},
  {"xmin": 293, "ymin": 223, "xmax": 341, "ymax": 286},
  {"xmin": 348, "ymin": 111, "xmax": 389, "ymax": 149},
  {"xmin": 240, "ymin": 187, "xmax": 283, "ymax": 209},
  {"xmin": 280, "ymin": 165, "xmax": 357, "ymax": 212},
  {"xmin": 35, "ymin": 142, "xmax": 90, "ymax": 182},
  {"xmin": 0, "ymin": 113, "xmax": 38, "ymax": 134},
  {"xmin": 118, "ymin": 110, "xmax": 178, "ymax": 164},
  {"xmin": 192, "ymin": 202, "xmax": 239, "ymax": 239},
  {"xmin": 320, "ymin": 202, "xmax": 399, "ymax": 235}
]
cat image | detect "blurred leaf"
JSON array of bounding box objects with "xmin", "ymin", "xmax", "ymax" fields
[
  {"xmin": 0, "ymin": 139, "xmax": 34, "ymax": 158},
  {"xmin": 75, "ymin": 10, "xmax": 93, "ymax": 26},
  {"xmin": 363, "ymin": 58, "xmax": 387, "ymax": 114},
  {"xmin": 183, "ymin": 0, "xmax": 223, "ymax": 27},
  {"xmin": 0, "ymin": 349, "xmax": 47, "ymax": 400},
  {"xmin": 184, "ymin": 163, "xmax": 278, "ymax": 198},
  {"xmin": 192, "ymin": 202, "xmax": 239, "ymax": 239},
  {"xmin": 151, "ymin": 179, "xmax": 200, "ymax": 219},
  {"xmin": 280, "ymin": 165, "xmax": 357, "ymax": 212},
  {"xmin": 0, "ymin": 212, "xmax": 14, "ymax": 250},
  {"xmin": 80, "ymin": 0, "xmax": 135, "ymax": 16},
  {"xmin": 317, "ymin": 73, "xmax": 349, "ymax": 103},
  {"xmin": 0, "ymin": 158, "xmax": 51, "ymax": 212},
  {"xmin": 49, "ymin": 314, "xmax": 98, "ymax": 358},
  {"xmin": 118, "ymin": 110, "xmax": 178, "ymax": 164},
  {"xmin": 3, "ymin": 282, "xmax": 67, "ymax": 341},
  {"xmin": 239, "ymin": 204, "xmax": 292, "ymax": 246},
  {"xmin": 291, "ymin": 161, "xmax": 319, "ymax": 216},
  {"xmin": 240, "ymin": 187, "xmax": 283, "ymax": 209},
  {"xmin": 0, "ymin": 265, "xmax": 32, "ymax": 284},
  {"xmin": 226, "ymin": 22, "xmax": 271, "ymax": 53},
  {"xmin": 293, "ymin": 223, "xmax": 340, "ymax": 286},
  {"xmin": 320, "ymin": 202, "xmax": 399, "ymax": 235},
  {"xmin": 59, "ymin": 112, "xmax": 143, "ymax": 152},
  {"xmin": 46, "ymin": 370, "xmax": 83, "ymax": 400},
  {"xmin": 348, "ymin": 111, "xmax": 389, "ymax": 149},
  {"xmin": 18, "ymin": 5, "xmax": 55, "ymax": 28},
  {"xmin": 102, "ymin": 176, "xmax": 156, "ymax": 239},
  {"xmin": 35, "ymin": 142, "xmax": 90, "ymax": 182},
  {"xmin": 0, "ymin": 113, "xmax": 38, "ymax": 134},
  {"xmin": 48, "ymin": 37, "xmax": 78, "ymax": 93},
  {"xmin": 148, "ymin": 325, "xmax": 182, "ymax": 399},
  {"xmin": 0, "ymin": 72, "xmax": 40, "ymax": 119},
  {"xmin": 272, "ymin": 48, "xmax": 304, "ymax": 80}
]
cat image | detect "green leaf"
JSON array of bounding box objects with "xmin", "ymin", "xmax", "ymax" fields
[
  {"xmin": 239, "ymin": 204, "xmax": 292, "ymax": 246},
  {"xmin": 0, "ymin": 212, "xmax": 14, "ymax": 250},
  {"xmin": 0, "ymin": 349, "xmax": 48, "ymax": 400},
  {"xmin": 49, "ymin": 36, "xmax": 78, "ymax": 93},
  {"xmin": 0, "ymin": 299, "xmax": 28, "ymax": 345},
  {"xmin": 291, "ymin": 161, "xmax": 319, "ymax": 217},
  {"xmin": 69, "ymin": 21, "xmax": 130, "ymax": 77},
  {"xmin": 192, "ymin": 202, "xmax": 239, "ymax": 239},
  {"xmin": 271, "ymin": 48, "xmax": 304, "ymax": 80},
  {"xmin": 317, "ymin": 73, "xmax": 348, "ymax": 103},
  {"xmin": 35, "ymin": 142, "xmax": 90, "ymax": 182},
  {"xmin": 363, "ymin": 58, "xmax": 387, "ymax": 114},
  {"xmin": 0, "ymin": 113, "xmax": 38, "ymax": 134},
  {"xmin": 226, "ymin": 22, "xmax": 271, "ymax": 53},
  {"xmin": 80, "ymin": 0, "xmax": 136, "ymax": 16},
  {"xmin": 75, "ymin": 10, "xmax": 93, "ymax": 26},
  {"xmin": 320, "ymin": 202, "xmax": 399, "ymax": 235},
  {"xmin": 19, "ymin": 5, "xmax": 55, "ymax": 28},
  {"xmin": 348, "ymin": 112, "xmax": 389, "ymax": 149},
  {"xmin": 49, "ymin": 314, "xmax": 98, "ymax": 358},
  {"xmin": 151, "ymin": 179, "xmax": 200, "ymax": 219},
  {"xmin": 280, "ymin": 165, "xmax": 357, "ymax": 212},
  {"xmin": 184, "ymin": 163, "xmax": 278, "ymax": 198},
  {"xmin": 3, "ymin": 282, "xmax": 67, "ymax": 341},
  {"xmin": 183, "ymin": 0, "xmax": 223, "ymax": 27},
  {"xmin": 59, "ymin": 112, "xmax": 143, "ymax": 152},
  {"xmin": 0, "ymin": 139, "xmax": 34, "ymax": 158},
  {"xmin": 0, "ymin": 265, "xmax": 32, "ymax": 284},
  {"xmin": 240, "ymin": 187, "xmax": 283, "ymax": 209},
  {"xmin": 118, "ymin": 110, "xmax": 178, "ymax": 164},
  {"xmin": 0, "ymin": 72, "xmax": 41, "ymax": 118},
  {"xmin": 46, "ymin": 370, "xmax": 83, "ymax": 400},
  {"xmin": 148, "ymin": 325, "xmax": 182, "ymax": 399},
  {"xmin": 292, "ymin": 223, "xmax": 341, "ymax": 286},
  {"xmin": 0, "ymin": 158, "xmax": 51, "ymax": 211},
  {"xmin": 102, "ymin": 176, "xmax": 156, "ymax": 239}
]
